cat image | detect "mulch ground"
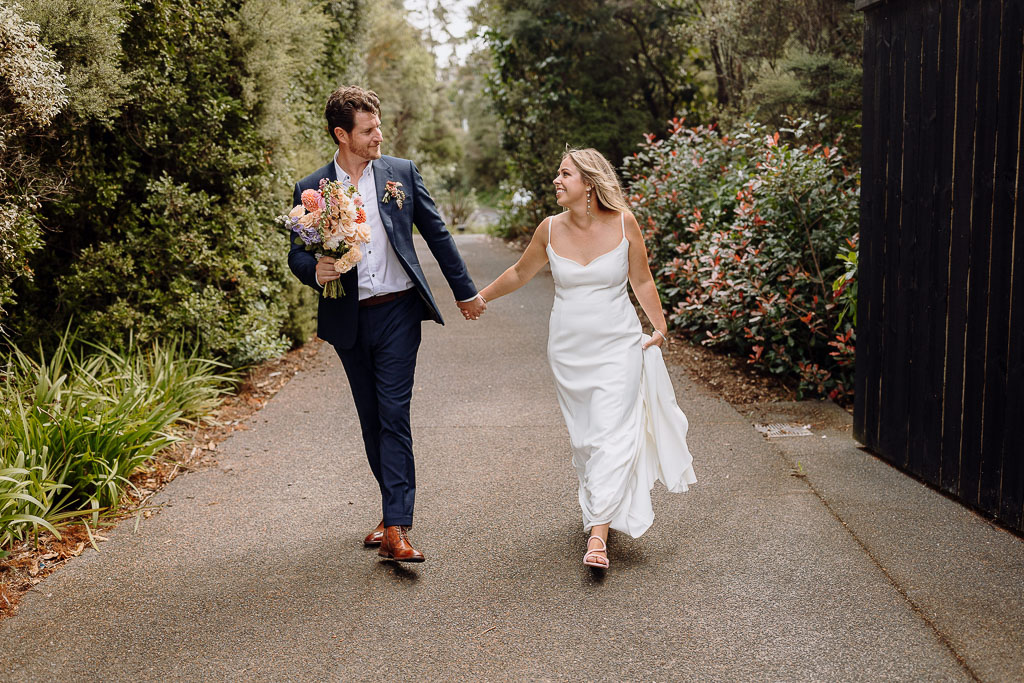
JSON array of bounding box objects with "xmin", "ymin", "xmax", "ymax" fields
[
  {"xmin": 661, "ymin": 335, "xmax": 798, "ymax": 406},
  {"xmin": 0, "ymin": 339, "xmax": 324, "ymax": 621}
]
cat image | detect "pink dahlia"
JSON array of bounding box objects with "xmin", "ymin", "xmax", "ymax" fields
[{"xmin": 301, "ymin": 189, "xmax": 325, "ymax": 212}]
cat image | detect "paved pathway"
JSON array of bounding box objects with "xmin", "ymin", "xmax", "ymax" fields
[{"xmin": 2, "ymin": 235, "xmax": 1022, "ymax": 681}]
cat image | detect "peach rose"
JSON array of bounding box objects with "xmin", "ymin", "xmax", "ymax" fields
[
  {"xmin": 333, "ymin": 245, "xmax": 362, "ymax": 273},
  {"xmin": 298, "ymin": 209, "xmax": 321, "ymax": 227}
]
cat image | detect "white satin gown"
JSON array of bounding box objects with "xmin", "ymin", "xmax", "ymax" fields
[{"xmin": 545, "ymin": 213, "xmax": 697, "ymax": 538}]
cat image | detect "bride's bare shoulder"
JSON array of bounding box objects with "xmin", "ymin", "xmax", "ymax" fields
[{"xmin": 533, "ymin": 212, "xmax": 568, "ymax": 245}]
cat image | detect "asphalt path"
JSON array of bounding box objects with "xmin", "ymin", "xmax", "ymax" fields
[{"xmin": 1, "ymin": 235, "xmax": 1020, "ymax": 681}]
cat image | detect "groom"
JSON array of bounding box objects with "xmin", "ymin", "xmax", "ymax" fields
[{"xmin": 288, "ymin": 86, "xmax": 486, "ymax": 563}]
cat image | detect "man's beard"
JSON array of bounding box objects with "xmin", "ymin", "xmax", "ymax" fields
[{"xmin": 356, "ymin": 143, "xmax": 382, "ymax": 160}]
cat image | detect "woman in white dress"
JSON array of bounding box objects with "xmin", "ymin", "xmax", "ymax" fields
[{"xmin": 478, "ymin": 148, "xmax": 696, "ymax": 569}]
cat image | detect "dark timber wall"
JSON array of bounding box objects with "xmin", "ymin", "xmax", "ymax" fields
[{"xmin": 855, "ymin": 0, "xmax": 1024, "ymax": 531}]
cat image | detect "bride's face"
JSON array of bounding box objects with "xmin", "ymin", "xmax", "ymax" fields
[{"xmin": 553, "ymin": 157, "xmax": 590, "ymax": 207}]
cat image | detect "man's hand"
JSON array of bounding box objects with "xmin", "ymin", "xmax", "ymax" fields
[
  {"xmin": 457, "ymin": 295, "xmax": 486, "ymax": 321},
  {"xmin": 315, "ymin": 256, "xmax": 340, "ymax": 286}
]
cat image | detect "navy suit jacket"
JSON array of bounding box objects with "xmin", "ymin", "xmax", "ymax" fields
[{"xmin": 288, "ymin": 156, "xmax": 477, "ymax": 349}]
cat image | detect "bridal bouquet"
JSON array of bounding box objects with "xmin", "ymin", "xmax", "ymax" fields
[{"xmin": 281, "ymin": 179, "xmax": 370, "ymax": 298}]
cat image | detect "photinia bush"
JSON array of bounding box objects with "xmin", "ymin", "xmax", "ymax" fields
[{"xmin": 625, "ymin": 117, "xmax": 859, "ymax": 400}]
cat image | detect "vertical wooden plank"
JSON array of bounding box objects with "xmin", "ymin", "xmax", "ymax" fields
[
  {"xmin": 878, "ymin": 4, "xmax": 909, "ymax": 465},
  {"xmin": 909, "ymin": 0, "xmax": 944, "ymax": 484},
  {"xmin": 926, "ymin": 0, "xmax": 961, "ymax": 488},
  {"xmin": 940, "ymin": 0, "xmax": 979, "ymax": 497},
  {"xmin": 854, "ymin": 10, "xmax": 880, "ymax": 446},
  {"xmin": 893, "ymin": 3, "xmax": 925, "ymax": 474},
  {"xmin": 976, "ymin": 0, "xmax": 1016, "ymax": 517},
  {"xmin": 959, "ymin": 0, "xmax": 1002, "ymax": 510},
  {"xmin": 997, "ymin": 0, "xmax": 1024, "ymax": 531},
  {"xmin": 855, "ymin": 7, "xmax": 892, "ymax": 453}
]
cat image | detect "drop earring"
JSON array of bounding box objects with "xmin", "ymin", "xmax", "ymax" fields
[{"xmin": 586, "ymin": 188, "xmax": 592, "ymax": 216}]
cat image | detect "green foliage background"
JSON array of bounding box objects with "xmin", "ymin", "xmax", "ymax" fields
[
  {"xmin": 3, "ymin": 0, "xmax": 365, "ymax": 364},
  {"xmin": 482, "ymin": 0, "xmax": 863, "ymax": 238},
  {"xmin": 482, "ymin": 0, "xmax": 713, "ymax": 236},
  {"xmin": 4, "ymin": 0, "xmax": 867, "ymax": 398}
]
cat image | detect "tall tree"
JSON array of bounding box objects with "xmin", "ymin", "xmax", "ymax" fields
[
  {"xmin": 355, "ymin": 0, "xmax": 461, "ymax": 176},
  {"xmin": 691, "ymin": 0, "xmax": 862, "ymax": 149},
  {"xmin": 481, "ymin": 0, "xmax": 711, "ymax": 231}
]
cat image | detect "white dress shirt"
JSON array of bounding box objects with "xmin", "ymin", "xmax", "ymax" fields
[
  {"xmin": 333, "ymin": 155, "xmax": 413, "ymax": 300},
  {"xmin": 316, "ymin": 154, "xmax": 479, "ymax": 304}
]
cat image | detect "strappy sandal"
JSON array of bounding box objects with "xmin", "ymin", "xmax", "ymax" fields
[{"xmin": 583, "ymin": 535, "xmax": 609, "ymax": 568}]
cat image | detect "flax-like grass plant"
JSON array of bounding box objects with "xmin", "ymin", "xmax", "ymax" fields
[{"xmin": 0, "ymin": 329, "xmax": 235, "ymax": 556}]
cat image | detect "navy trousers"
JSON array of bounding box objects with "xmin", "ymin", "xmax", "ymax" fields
[{"xmin": 335, "ymin": 292, "xmax": 423, "ymax": 527}]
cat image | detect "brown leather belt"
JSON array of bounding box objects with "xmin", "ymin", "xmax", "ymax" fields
[{"xmin": 359, "ymin": 288, "xmax": 413, "ymax": 308}]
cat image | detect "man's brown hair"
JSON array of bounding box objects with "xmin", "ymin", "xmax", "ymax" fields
[{"xmin": 325, "ymin": 86, "xmax": 381, "ymax": 144}]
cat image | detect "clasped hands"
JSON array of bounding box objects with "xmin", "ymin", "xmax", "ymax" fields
[
  {"xmin": 457, "ymin": 295, "xmax": 486, "ymax": 321},
  {"xmin": 316, "ymin": 258, "xmax": 486, "ymax": 321}
]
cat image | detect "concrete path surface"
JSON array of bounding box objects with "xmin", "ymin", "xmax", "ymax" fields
[{"xmin": 2, "ymin": 235, "xmax": 1022, "ymax": 682}]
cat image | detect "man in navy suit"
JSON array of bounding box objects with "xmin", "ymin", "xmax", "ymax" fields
[{"xmin": 289, "ymin": 86, "xmax": 486, "ymax": 563}]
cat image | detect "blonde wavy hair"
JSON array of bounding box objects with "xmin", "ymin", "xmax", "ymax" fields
[{"xmin": 563, "ymin": 147, "xmax": 630, "ymax": 213}]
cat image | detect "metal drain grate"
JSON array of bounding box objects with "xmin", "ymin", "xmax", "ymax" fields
[{"xmin": 754, "ymin": 423, "xmax": 813, "ymax": 438}]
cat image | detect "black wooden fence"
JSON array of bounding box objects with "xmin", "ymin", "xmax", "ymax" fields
[{"xmin": 855, "ymin": 0, "xmax": 1024, "ymax": 532}]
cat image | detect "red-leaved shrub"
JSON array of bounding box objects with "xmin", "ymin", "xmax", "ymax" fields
[{"xmin": 625, "ymin": 118, "xmax": 859, "ymax": 400}]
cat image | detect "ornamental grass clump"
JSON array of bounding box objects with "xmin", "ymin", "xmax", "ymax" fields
[
  {"xmin": 625, "ymin": 117, "xmax": 860, "ymax": 400},
  {"xmin": 0, "ymin": 330, "xmax": 234, "ymax": 554}
]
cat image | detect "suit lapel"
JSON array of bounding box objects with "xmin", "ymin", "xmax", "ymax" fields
[{"xmin": 372, "ymin": 158, "xmax": 398, "ymax": 243}]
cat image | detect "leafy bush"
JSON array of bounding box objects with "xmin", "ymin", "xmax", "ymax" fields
[
  {"xmin": 490, "ymin": 181, "xmax": 536, "ymax": 240},
  {"xmin": 5, "ymin": 0, "xmax": 364, "ymax": 363},
  {"xmin": 625, "ymin": 117, "xmax": 859, "ymax": 399},
  {"xmin": 0, "ymin": 329, "xmax": 234, "ymax": 553},
  {"xmin": 0, "ymin": 2, "xmax": 69, "ymax": 325}
]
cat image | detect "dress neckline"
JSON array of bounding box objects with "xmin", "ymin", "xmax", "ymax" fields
[
  {"xmin": 547, "ymin": 236, "xmax": 627, "ymax": 268},
  {"xmin": 547, "ymin": 212, "xmax": 627, "ymax": 267}
]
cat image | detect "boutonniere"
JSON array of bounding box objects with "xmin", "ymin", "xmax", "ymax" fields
[{"xmin": 382, "ymin": 180, "xmax": 405, "ymax": 210}]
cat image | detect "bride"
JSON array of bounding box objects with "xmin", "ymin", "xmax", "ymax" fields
[{"xmin": 478, "ymin": 148, "xmax": 696, "ymax": 569}]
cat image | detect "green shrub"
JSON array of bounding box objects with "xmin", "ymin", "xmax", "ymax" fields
[
  {"xmin": 5, "ymin": 0, "xmax": 364, "ymax": 362},
  {"xmin": 625, "ymin": 117, "xmax": 859, "ymax": 400}
]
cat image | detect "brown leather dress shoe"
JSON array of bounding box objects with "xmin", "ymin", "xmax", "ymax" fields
[
  {"xmin": 363, "ymin": 523, "xmax": 385, "ymax": 547},
  {"xmin": 378, "ymin": 526, "xmax": 425, "ymax": 563}
]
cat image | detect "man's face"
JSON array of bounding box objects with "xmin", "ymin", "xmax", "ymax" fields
[{"xmin": 338, "ymin": 111, "xmax": 383, "ymax": 161}]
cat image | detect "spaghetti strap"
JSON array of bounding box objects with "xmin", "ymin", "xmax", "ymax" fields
[
  {"xmin": 547, "ymin": 216, "xmax": 553, "ymax": 242},
  {"xmin": 620, "ymin": 212, "xmax": 626, "ymax": 238}
]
